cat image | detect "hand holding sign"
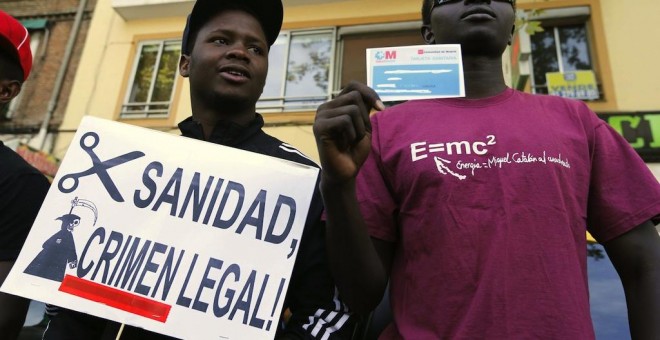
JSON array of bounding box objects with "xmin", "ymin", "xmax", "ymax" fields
[{"xmin": 314, "ymin": 81, "xmax": 384, "ymax": 186}]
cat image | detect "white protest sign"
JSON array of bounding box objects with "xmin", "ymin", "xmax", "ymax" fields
[
  {"xmin": 367, "ymin": 44, "xmax": 465, "ymax": 102},
  {"xmin": 1, "ymin": 116, "xmax": 319, "ymax": 339}
]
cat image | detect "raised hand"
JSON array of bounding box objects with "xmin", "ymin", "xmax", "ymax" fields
[{"xmin": 313, "ymin": 81, "xmax": 384, "ymax": 184}]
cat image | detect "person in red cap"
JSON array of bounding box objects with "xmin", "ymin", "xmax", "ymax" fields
[
  {"xmin": 0, "ymin": 9, "xmax": 33, "ymax": 82},
  {"xmin": 0, "ymin": 9, "xmax": 50, "ymax": 340},
  {"xmin": 41, "ymin": 1, "xmax": 355, "ymax": 339}
]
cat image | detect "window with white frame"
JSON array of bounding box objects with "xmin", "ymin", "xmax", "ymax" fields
[
  {"xmin": 529, "ymin": 6, "xmax": 600, "ymax": 98},
  {"xmin": 258, "ymin": 29, "xmax": 335, "ymax": 112},
  {"xmin": 121, "ymin": 40, "xmax": 180, "ymax": 119}
]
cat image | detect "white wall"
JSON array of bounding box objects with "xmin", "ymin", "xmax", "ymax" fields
[{"xmin": 646, "ymin": 163, "xmax": 660, "ymax": 182}]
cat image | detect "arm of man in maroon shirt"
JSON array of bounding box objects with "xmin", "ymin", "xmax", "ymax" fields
[
  {"xmin": 604, "ymin": 220, "xmax": 660, "ymax": 340},
  {"xmin": 313, "ymin": 81, "xmax": 393, "ymax": 315}
]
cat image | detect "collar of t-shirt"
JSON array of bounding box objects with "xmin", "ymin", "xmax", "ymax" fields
[{"xmin": 178, "ymin": 113, "xmax": 264, "ymax": 146}]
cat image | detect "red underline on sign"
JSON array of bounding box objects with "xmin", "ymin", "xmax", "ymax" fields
[{"xmin": 59, "ymin": 275, "xmax": 171, "ymax": 323}]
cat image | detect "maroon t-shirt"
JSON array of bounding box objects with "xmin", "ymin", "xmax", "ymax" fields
[{"xmin": 356, "ymin": 88, "xmax": 660, "ymax": 339}]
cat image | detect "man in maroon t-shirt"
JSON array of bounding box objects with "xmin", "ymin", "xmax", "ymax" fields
[{"xmin": 313, "ymin": 0, "xmax": 660, "ymax": 339}]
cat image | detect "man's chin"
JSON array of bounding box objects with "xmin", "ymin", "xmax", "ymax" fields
[{"xmin": 212, "ymin": 93, "xmax": 258, "ymax": 111}]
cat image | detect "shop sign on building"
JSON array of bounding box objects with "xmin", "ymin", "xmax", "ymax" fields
[
  {"xmin": 598, "ymin": 112, "xmax": 660, "ymax": 162},
  {"xmin": 547, "ymin": 70, "xmax": 599, "ymax": 100}
]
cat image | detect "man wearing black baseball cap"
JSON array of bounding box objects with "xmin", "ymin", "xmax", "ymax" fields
[
  {"xmin": 42, "ymin": 1, "xmax": 355, "ymax": 339},
  {"xmin": 0, "ymin": 9, "xmax": 51, "ymax": 340}
]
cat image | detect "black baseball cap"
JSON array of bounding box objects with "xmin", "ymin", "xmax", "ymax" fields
[{"xmin": 181, "ymin": 0, "xmax": 283, "ymax": 55}]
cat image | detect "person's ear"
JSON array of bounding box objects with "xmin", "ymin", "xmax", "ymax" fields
[
  {"xmin": 179, "ymin": 54, "xmax": 191, "ymax": 78},
  {"xmin": 508, "ymin": 24, "xmax": 516, "ymax": 45},
  {"xmin": 0, "ymin": 79, "xmax": 21, "ymax": 104},
  {"xmin": 421, "ymin": 24, "xmax": 435, "ymax": 44}
]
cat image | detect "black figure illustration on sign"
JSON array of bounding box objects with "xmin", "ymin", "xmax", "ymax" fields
[{"xmin": 24, "ymin": 197, "xmax": 98, "ymax": 282}]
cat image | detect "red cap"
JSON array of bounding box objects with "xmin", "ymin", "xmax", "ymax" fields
[{"xmin": 0, "ymin": 10, "xmax": 32, "ymax": 81}]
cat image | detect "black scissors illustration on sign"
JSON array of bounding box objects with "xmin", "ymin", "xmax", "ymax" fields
[{"xmin": 58, "ymin": 132, "xmax": 145, "ymax": 202}]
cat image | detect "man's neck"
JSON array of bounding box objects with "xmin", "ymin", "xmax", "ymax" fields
[
  {"xmin": 462, "ymin": 55, "xmax": 508, "ymax": 100},
  {"xmin": 191, "ymin": 102, "xmax": 256, "ymax": 140}
]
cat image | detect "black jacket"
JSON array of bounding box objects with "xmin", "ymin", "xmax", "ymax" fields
[{"xmin": 0, "ymin": 142, "xmax": 50, "ymax": 261}]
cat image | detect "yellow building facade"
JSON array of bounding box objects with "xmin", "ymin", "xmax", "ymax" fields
[{"xmin": 55, "ymin": 0, "xmax": 660, "ymax": 174}]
